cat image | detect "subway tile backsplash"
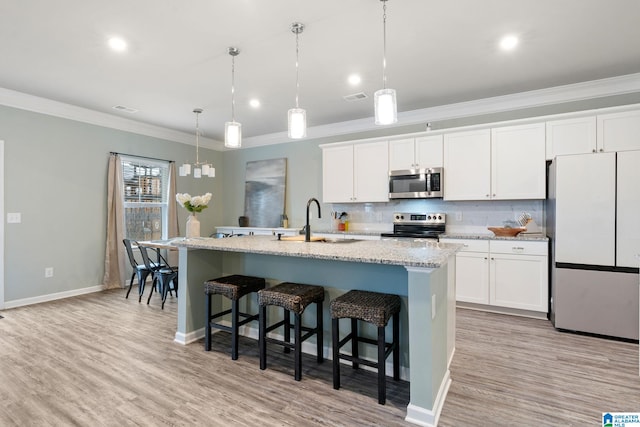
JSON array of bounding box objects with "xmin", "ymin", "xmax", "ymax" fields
[{"xmin": 327, "ymin": 199, "xmax": 545, "ymax": 235}]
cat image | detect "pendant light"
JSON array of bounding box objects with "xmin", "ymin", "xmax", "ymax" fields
[
  {"xmin": 225, "ymin": 47, "xmax": 242, "ymax": 148},
  {"xmin": 179, "ymin": 108, "xmax": 215, "ymax": 178},
  {"xmin": 374, "ymin": 0, "xmax": 397, "ymax": 125},
  {"xmin": 288, "ymin": 22, "xmax": 306, "ymax": 139}
]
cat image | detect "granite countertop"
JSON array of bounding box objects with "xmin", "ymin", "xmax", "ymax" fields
[
  {"xmin": 171, "ymin": 235, "xmax": 461, "ymax": 268},
  {"xmin": 439, "ymin": 232, "xmax": 549, "ymax": 242}
]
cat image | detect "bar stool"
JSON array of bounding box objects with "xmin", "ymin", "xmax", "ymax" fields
[
  {"xmin": 258, "ymin": 282, "xmax": 325, "ymax": 381},
  {"xmin": 331, "ymin": 289, "xmax": 401, "ymax": 405},
  {"xmin": 204, "ymin": 274, "xmax": 266, "ymax": 360}
]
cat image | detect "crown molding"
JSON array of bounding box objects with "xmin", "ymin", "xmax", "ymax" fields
[
  {"xmin": 242, "ymin": 72, "xmax": 640, "ymax": 148},
  {"xmin": 0, "ymin": 87, "xmax": 223, "ymax": 150},
  {"xmin": 3, "ymin": 72, "xmax": 640, "ymax": 151}
]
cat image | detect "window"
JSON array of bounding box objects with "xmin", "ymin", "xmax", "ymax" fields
[{"xmin": 121, "ymin": 155, "xmax": 170, "ymax": 241}]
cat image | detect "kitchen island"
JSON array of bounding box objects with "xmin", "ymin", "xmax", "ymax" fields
[{"xmin": 171, "ymin": 235, "xmax": 460, "ymax": 427}]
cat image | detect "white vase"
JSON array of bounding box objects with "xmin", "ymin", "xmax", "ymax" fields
[{"xmin": 186, "ymin": 213, "xmax": 200, "ymax": 238}]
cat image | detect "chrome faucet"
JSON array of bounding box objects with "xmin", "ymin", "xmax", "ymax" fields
[{"xmin": 305, "ymin": 197, "xmax": 322, "ymax": 242}]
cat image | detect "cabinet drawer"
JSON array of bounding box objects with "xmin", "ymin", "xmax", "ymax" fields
[
  {"xmin": 440, "ymin": 239, "xmax": 489, "ymax": 253},
  {"xmin": 490, "ymin": 240, "xmax": 547, "ymax": 256}
]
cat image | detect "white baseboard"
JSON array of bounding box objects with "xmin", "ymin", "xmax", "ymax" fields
[
  {"xmin": 175, "ymin": 327, "xmax": 206, "ymax": 345},
  {"xmin": 405, "ymin": 369, "xmax": 451, "ymax": 427},
  {"xmin": 3, "ymin": 285, "xmax": 105, "ymax": 309}
]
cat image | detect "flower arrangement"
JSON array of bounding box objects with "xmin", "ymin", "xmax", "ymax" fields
[{"xmin": 176, "ymin": 192, "xmax": 212, "ymax": 213}]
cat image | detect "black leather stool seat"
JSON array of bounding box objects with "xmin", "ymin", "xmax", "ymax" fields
[
  {"xmin": 204, "ymin": 274, "xmax": 266, "ymax": 360},
  {"xmin": 258, "ymin": 282, "xmax": 325, "ymax": 381},
  {"xmin": 331, "ymin": 290, "xmax": 401, "ymax": 405}
]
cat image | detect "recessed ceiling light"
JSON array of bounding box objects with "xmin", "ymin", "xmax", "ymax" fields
[
  {"xmin": 499, "ymin": 35, "xmax": 519, "ymax": 51},
  {"xmin": 249, "ymin": 99, "xmax": 261, "ymax": 108},
  {"xmin": 348, "ymin": 74, "xmax": 362, "ymax": 85},
  {"xmin": 108, "ymin": 37, "xmax": 128, "ymax": 52}
]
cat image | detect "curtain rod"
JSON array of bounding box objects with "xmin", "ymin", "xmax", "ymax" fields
[{"xmin": 110, "ymin": 151, "xmax": 174, "ymax": 163}]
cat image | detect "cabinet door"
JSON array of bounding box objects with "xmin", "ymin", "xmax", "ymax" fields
[
  {"xmin": 322, "ymin": 145, "xmax": 354, "ymax": 203},
  {"xmin": 353, "ymin": 141, "xmax": 389, "ymax": 202},
  {"xmin": 443, "ymin": 129, "xmax": 491, "ymax": 200},
  {"xmin": 388, "ymin": 138, "xmax": 416, "ymax": 170},
  {"xmin": 415, "ymin": 135, "xmax": 443, "ymax": 168},
  {"xmin": 597, "ymin": 110, "xmax": 640, "ymax": 152},
  {"xmin": 490, "ymin": 253, "xmax": 548, "ymax": 312},
  {"xmin": 491, "ymin": 123, "xmax": 546, "ymax": 200},
  {"xmin": 554, "ymin": 153, "xmax": 615, "ymax": 265},
  {"xmin": 616, "ymin": 150, "xmax": 640, "ymax": 268},
  {"xmin": 455, "ymin": 252, "xmax": 490, "ymax": 304},
  {"xmin": 546, "ymin": 116, "xmax": 597, "ymax": 159}
]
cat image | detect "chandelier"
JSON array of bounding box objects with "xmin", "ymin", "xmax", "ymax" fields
[{"xmin": 179, "ymin": 108, "xmax": 215, "ymax": 178}]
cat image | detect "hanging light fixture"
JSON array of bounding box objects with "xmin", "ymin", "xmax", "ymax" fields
[
  {"xmin": 288, "ymin": 22, "xmax": 306, "ymax": 139},
  {"xmin": 374, "ymin": 0, "xmax": 397, "ymax": 125},
  {"xmin": 179, "ymin": 108, "xmax": 215, "ymax": 178},
  {"xmin": 225, "ymin": 47, "xmax": 242, "ymax": 148}
]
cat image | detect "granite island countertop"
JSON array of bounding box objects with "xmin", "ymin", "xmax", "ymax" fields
[
  {"xmin": 439, "ymin": 232, "xmax": 549, "ymax": 242},
  {"xmin": 171, "ymin": 235, "xmax": 461, "ymax": 268}
]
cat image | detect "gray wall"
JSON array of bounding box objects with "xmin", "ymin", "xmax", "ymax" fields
[{"xmin": 1, "ymin": 105, "xmax": 222, "ymax": 303}]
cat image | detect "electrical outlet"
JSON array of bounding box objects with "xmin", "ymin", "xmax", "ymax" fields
[
  {"xmin": 455, "ymin": 212, "xmax": 463, "ymax": 221},
  {"xmin": 7, "ymin": 213, "xmax": 21, "ymax": 223},
  {"xmin": 45, "ymin": 267, "xmax": 54, "ymax": 278}
]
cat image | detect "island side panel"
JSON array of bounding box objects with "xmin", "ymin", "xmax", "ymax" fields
[
  {"xmin": 175, "ymin": 248, "xmax": 223, "ymax": 344},
  {"xmin": 405, "ymin": 263, "xmax": 451, "ymax": 427}
]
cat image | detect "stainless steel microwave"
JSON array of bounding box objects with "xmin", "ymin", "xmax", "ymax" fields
[{"xmin": 388, "ymin": 167, "xmax": 443, "ymax": 199}]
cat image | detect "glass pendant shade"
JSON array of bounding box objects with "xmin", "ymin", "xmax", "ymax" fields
[
  {"xmin": 208, "ymin": 167, "xmax": 215, "ymax": 177},
  {"xmin": 288, "ymin": 108, "xmax": 307, "ymax": 139},
  {"xmin": 201, "ymin": 164, "xmax": 210, "ymax": 175},
  {"xmin": 374, "ymin": 88, "xmax": 397, "ymax": 125},
  {"xmin": 225, "ymin": 121, "xmax": 242, "ymax": 148},
  {"xmin": 193, "ymin": 167, "xmax": 202, "ymax": 178}
]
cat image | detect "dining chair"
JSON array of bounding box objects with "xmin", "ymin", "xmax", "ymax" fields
[
  {"xmin": 138, "ymin": 243, "xmax": 179, "ymax": 309},
  {"xmin": 122, "ymin": 239, "xmax": 164, "ymax": 302}
]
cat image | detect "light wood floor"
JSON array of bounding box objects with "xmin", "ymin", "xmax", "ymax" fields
[{"xmin": 0, "ymin": 290, "xmax": 638, "ymax": 426}]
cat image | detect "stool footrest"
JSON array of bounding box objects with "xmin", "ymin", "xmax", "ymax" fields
[{"xmin": 338, "ymin": 353, "xmax": 379, "ymax": 370}]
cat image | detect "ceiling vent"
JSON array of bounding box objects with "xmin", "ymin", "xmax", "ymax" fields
[
  {"xmin": 112, "ymin": 105, "xmax": 138, "ymax": 113},
  {"xmin": 343, "ymin": 92, "xmax": 368, "ymax": 102}
]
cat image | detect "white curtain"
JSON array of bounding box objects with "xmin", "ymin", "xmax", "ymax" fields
[
  {"xmin": 167, "ymin": 162, "xmax": 179, "ymax": 265},
  {"xmin": 102, "ymin": 153, "xmax": 127, "ymax": 289}
]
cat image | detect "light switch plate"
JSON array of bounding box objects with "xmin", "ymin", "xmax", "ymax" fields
[
  {"xmin": 431, "ymin": 294, "xmax": 436, "ymax": 319},
  {"xmin": 7, "ymin": 213, "xmax": 21, "ymax": 223}
]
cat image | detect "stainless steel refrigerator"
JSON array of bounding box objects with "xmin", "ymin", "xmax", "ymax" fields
[{"xmin": 547, "ymin": 151, "xmax": 639, "ymax": 340}]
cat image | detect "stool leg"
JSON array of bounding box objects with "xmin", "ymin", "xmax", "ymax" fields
[
  {"xmin": 316, "ymin": 302, "xmax": 324, "ymax": 363},
  {"xmin": 351, "ymin": 318, "xmax": 359, "ymax": 370},
  {"xmin": 231, "ymin": 298, "xmax": 239, "ymax": 360},
  {"xmin": 377, "ymin": 325, "xmax": 386, "ymax": 405},
  {"xmin": 332, "ymin": 317, "xmax": 340, "ymax": 390},
  {"xmin": 294, "ymin": 312, "xmax": 302, "ymax": 381},
  {"xmin": 259, "ymin": 304, "xmax": 267, "ymax": 370},
  {"xmin": 205, "ymin": 293, "xmax": 212, "ymax": 351},
  {"xmin": 393, "ymin": 311, "xmax": 400, "ymax": 381},
  {"xmin": 283, "ymin": 308, "xmax": 291, "ymax": 354}
]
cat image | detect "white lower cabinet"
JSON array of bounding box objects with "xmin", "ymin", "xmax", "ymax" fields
[{"xmin": 440, "ymin": 238, "xmax": 548, "ymax": 314}]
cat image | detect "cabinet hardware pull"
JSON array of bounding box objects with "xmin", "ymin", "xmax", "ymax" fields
[{"xmin": 592, "ymin": 149, "xmax": 596, "ymax": 153}]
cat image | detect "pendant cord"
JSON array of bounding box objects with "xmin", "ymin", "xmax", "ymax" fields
[
  {"xmin": 231, "ymin": 54, "xmax": 236, "ymax": 121},
  {"xmin": 295, "ymin": 30, "xmax": 300, "ymax": 108},
  {"xmin": 382, "ymin": 0, "xmax": 388, "ymax": 90},
  {"xmin": 195, "ymin": 111, "xmax": 200, "ymax": 165}
]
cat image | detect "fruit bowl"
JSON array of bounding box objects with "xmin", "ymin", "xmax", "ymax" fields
[{"xmin": 487, "ymin": 226, "xmax": 526, "ymax": 237}]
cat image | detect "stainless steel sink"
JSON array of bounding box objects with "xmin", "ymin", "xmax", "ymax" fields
[{"xmin": 320, "ymin": 238, "xmax": 362, "ymax": 244}]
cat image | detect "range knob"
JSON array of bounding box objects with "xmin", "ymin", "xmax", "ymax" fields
[
  {"xmin": 427, "ymin": 215, "xmax": 432, "ymax": 220},
  {"xmin": 437, "ymin": 215, "xmax": 442, "ymax": 220}
]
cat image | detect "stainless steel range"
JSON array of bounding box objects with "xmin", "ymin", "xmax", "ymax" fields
[{"xmin": 381, "ymin": 212, "xmax": 446, "ymax": 240}]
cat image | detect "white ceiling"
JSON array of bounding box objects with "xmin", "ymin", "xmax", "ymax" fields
[{"xmin": 2, "ymin": 0, "xmax": 640, "ymax": 147}]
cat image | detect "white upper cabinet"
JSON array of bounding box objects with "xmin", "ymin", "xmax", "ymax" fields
[
  {"xmin": 388, "ymin": 135, "xmax": 443, "ymax": 170},
  {"xmin": 546, "ymin": 116, "xmax": 597, "ymax": 159},
  {"xmin": 444, "ymin": 123, "xmax": 545, "ymax": 201},
  {"xmin": 322, "ymin": 145, "xmax": 354, "ymax": 203},
  {"xmin": 491, "ymin": 123, "xmax": 546, "ymax": 200},
  {"xmin": 597, "ymin": 110, "xmax": 640, "ymax": 153},
  {"xmin": 443, "ymin": 129, "xmax": 491, "ymax": 200},
  {"xmin": 322, "ymin": 141, "xmax": 389, "ymax": 203}
]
